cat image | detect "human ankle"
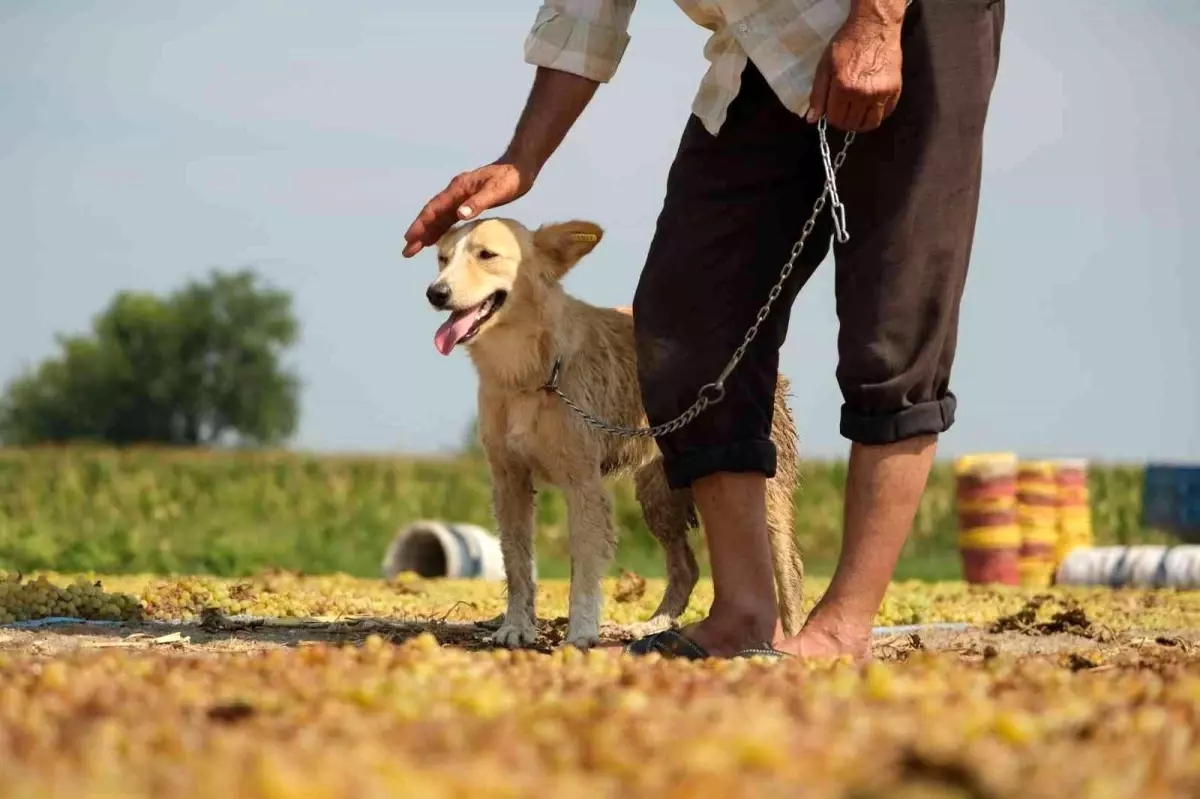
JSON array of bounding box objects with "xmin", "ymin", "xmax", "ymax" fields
[
  {"xmin": 703, "ymin": 597, "xmax": 779, "ymax": 646},
  {"xmin": 804, "ymin": 599, "xmax": 873, "ymax": 641}
]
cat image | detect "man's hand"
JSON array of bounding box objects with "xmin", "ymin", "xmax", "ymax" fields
[
  {"xmin": 401, "ymin": 67, "xmax": 600, "ymax": 259},
  {"xmin": 402, "ymin": 158, "xmax": 535, "ymax": 258},
  {"xmin": 806, "ymin": 3, "xmax": 905, "ymax": 133}
]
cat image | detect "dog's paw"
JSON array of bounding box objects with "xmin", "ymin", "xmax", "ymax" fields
[
  {"xmin": 563, "ymin": 626, "xmax": 601, "ymax": 651},
  {"xmin": 475, "ymin": 613, "xmax": 505, "ymax": 632},
  {"xmin": 491, "ymin": 621, "xmax": 538, "ymax": 649}
]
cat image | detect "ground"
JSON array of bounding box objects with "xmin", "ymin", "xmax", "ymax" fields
[{"xmin": 1, "ymin": 572, "xmax": 1199, "ymax": 797}]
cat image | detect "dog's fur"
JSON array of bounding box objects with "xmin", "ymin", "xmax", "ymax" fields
[{"xmin": 426, "ymin": 217, "xmax": 804, "ymax": 649}]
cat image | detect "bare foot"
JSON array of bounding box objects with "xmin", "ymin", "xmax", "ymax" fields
[
  {"xmin": 677, "ymin": 609, "xmax": 777, "ymax": 659},
  {"xmin": 776, "ymin": 623, "xmax": 873, "ymax": 663}
]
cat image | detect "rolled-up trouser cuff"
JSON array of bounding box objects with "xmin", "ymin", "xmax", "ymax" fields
[
  {"xmin": 840, "ymin": 393, "xmax": 958, "ymax": 446},
  {"xmin": 662, "ymin": 439, "xmax": 777, "ymax": 491}
]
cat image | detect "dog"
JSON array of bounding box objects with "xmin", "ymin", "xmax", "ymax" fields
[{"xmin": 425, "ymin": 217, "xmax": 804, "ymax": 649}]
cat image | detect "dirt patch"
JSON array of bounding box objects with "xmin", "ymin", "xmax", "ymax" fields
[
  {"xmin": 987, "ymin": 594, "xmax": 1102, "ymax": 639},
  {"xmin": 4, "ymin": 614, "xmax": 1200, "ymax": 663},
  {"xmin": 873, "ymin": 625, "xmax": 1200, "ymax": 663}
]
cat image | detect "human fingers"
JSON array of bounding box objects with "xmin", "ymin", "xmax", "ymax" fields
[
  {"xmin": 805, "ymin": 51, "xmax": 833, "ymax": 124},
  {"xmin": 882, "ymin": 89, "xmax": 901, "ymax": 121},
  {"xmin": 456, "ymin": 169, "xmax": 522, "ymax": 223},
  {"xmin": 824, "ymin": 89, "xmax": 858, "ymax": 133},
  {"xmin": 857, "ymin": 99, "xmax": 887, "ymax": 132},
  {"xmin": 401, "ymin": 172, "xmax": 484, "ymax": 257}
]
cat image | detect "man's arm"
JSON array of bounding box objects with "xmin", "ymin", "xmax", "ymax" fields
[
  {"xmin": 402, "ymin": 68, "xmax": 598, "ymax": 258},
  {"xmin": 502, "ymin": 67, "xmax": 600, "ymax": 188},
  {"xmin": 403, "ymin": 2, "xmax": 635, "ymax": 258},
  {"xmin": 807, "ymin": 0, "xmax": 908, "ymax": 132}
]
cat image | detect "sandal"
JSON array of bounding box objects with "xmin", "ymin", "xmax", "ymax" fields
[{"xmin": 624, "ymin": 628, "xmax": 786, "ymax": 661}]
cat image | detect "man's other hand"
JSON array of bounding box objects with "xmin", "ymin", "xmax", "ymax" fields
[{"xmin": 806, "ymin": 11, "xmax": 904, "ymax": 133}]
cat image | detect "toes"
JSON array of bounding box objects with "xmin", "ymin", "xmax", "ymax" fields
[
  {"xmin": 564, "ymin": 634, "xmax": 599, "ymax": 651},
  {"xmin": 491, "ymin": 624, "xmax": 537, "ymax": 649}
]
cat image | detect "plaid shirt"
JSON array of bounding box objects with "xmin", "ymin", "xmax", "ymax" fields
[{"xmin": 523, "ymin": 0, "xmax": 854, "ymax": 135}]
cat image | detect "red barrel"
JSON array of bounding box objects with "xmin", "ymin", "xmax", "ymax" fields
[{"xmin": 955, "ymin": 453, "xmax": 1021, "ymax": 585}]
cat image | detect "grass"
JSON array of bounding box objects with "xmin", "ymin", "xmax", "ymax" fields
[{"xmin": 0, "ymin": 446, "xmax": 1170, "ymax": 580}]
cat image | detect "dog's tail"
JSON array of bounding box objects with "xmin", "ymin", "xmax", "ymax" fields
[
  {"xmin": 770, "ymin": 525, "xmax": 806, "ymax": 638},
  {"xmin": 768, "ymin": 373, "xmax": 805, "ymax": 638}
]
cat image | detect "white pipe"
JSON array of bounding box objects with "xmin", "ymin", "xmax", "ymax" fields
[{"xmin": 382, "ymin": 520, "xmax": 511, "ymax": 580}]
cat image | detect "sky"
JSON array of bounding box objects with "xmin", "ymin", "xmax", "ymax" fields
[{"xmin": 1, "ymin": 1, "xmax": 1196, "ymax": 463}]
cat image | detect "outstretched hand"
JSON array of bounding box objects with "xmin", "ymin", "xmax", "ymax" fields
[
  {"xmin": 806, "ymin": 13, "xmax": 903, "ymax": 133},
  {"xmin": 402, "ymin": 159, "xmax": 535, "ymax": 258}
]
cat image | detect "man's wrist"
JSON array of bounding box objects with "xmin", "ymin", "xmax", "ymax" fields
[
  {"xmin": 497, "ymin": 145, "xmax": 545, "ymax": 179},
  {"xmin": 848, "ymin": 0, "xmax": 907, "ymax": 27}
]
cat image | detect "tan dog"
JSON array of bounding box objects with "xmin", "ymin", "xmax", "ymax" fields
[{"xmin": 426, "ymin": 217, "xmax": 804, "ymax": 649}]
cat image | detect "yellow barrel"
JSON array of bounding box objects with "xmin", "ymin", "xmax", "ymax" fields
[
  {"xmin": 1017, "ymin": 460, "xmax": 1060, "ymax": 587},
  {"xmin": 955, "ymin": 453, "xmax": 1020, "ymax": 585},
  {"xmin": 1054, "ymin": 458, "xmax": 1094, "ymax": 561}
]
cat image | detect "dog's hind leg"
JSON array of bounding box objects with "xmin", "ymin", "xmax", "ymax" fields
[
  {"xmin": 562, "ymin": 473, "xmax": 618, "ymax": 649},
  {"xmin": 631, "ymin": 464, "xmax": 700, "ymax": 635},
  {"xmin": 488, "ymin": 457, "xmax": 539, "ymax": 649}
]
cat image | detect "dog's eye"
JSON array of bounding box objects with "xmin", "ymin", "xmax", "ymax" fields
[
  {"xmin": 436, "ymin": 254, "xmax": 448, "ymax": 267},
  {"xmin": 478, "ymin": 249, "xmax": 497, "ymax": 260}
]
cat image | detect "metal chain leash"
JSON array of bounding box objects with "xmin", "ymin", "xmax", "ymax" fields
[{"xmin": 540, "ymin": 117, "xmax": 856, "ymax": 439}]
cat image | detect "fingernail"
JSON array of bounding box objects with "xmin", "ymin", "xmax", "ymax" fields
[
  {"xmin": 458, "ymin": 205, "xmax": 473, "ymax": 218},
  {"xmin": 805, "ymin": 109, "xmax": 817, "ymax": 124}
]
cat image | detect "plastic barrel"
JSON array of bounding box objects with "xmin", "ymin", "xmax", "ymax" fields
[
  {"xmin": 955, "ymin": 453, "xmax": 1021, "ymax": 585},
  {"xmin": 381, "ymin": 520, "xmax": 511, "ymax": 581},
  {"xmin": 1017, "ymin": 460, "xmax": 1059, "ymax": 587},
  {"xmin": 1141, "ymin": 464, "xmax": 1200, "ymax": 544},
  {"xmin": 1054, "ymin": 458, "xmax": 1093, "ymax": 561},
  {"xmin": 1055, "ymin": 545, "xmax": 1200, "ymax": 589}
]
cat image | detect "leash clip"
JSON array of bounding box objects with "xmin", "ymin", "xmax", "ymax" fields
[{"xmin": 541, "ymin": 357, "xmax": 563, "ymax": 392}]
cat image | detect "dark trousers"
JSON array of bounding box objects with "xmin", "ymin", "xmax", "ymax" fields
[{"xmin": 633, "ymin": 0, "xmax": 1006, "ymax": 490}]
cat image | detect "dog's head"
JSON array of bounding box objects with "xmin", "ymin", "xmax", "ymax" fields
[{"xmin": 426, "ymin": 217, "xmax": 603, "ymax": 355}]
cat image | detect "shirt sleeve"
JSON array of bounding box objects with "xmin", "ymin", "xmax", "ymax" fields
[{"xmin": 523, "ymin": 1, "xmax": 636, "ymax": 84}]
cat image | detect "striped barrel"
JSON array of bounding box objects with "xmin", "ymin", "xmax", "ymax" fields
[
  {"xmin": 955, "ymin": 453, "xmax": 1021, "ymax": 585},
  {"xmin": 1017, "ymin": 460, "xmax": 1060, "ymax": 587},
  {"xmin": 1054, "ymin": 458, "xmax": 1093, "ymax": 562},
  {"xmin": 1056, "ymin": 545, "xmax": 1200, "ymax": 589}
]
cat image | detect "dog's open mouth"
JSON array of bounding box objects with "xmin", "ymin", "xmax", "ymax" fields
[{"xmin": 433, "ymin": 290, "xmax": 507, "ymax": 355}]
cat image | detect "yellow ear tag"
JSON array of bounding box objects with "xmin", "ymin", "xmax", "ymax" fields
[{"xmin": 570, "ymin": 233, "xmax": 598, "ymax": 243}]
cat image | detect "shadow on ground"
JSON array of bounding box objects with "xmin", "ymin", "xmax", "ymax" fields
[{"xmin": 3, "ymin": 604, "xmax": 1199, "ymax": 664}]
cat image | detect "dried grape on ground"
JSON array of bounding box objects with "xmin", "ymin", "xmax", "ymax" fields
[{"xmin": 1, "ymin": 572, "xmax": 1199, "ymax": 798}]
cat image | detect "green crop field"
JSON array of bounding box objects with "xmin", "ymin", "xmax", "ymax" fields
[
  {"xmin": 0, "ymin": 447, "xmax": 1198, "ymax": 797},
  {"xmin": 0, "ymin": 447, "xmax": 1166, "ymax": 581}
]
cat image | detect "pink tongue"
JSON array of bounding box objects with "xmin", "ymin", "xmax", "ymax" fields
[{"xmin": 434, "ymin": 308, "xmax": 481, "ymax": 355}]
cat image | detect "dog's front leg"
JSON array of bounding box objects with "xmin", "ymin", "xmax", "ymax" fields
[
  {"xmin": 562, "ymin": 478, "xmax": 616, "ymax": 649},
  {"xmin": 490, "ymin": 459, "xmax": 538, "ymax": 649}
]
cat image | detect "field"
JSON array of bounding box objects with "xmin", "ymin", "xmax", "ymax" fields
[
  {"xmin": 1, "ymin": 448, "xmax": 1197, "ymax": 797},
  {"xmin": 2, "ymin": 571, "xmax": 1200, "ymax": 797},
  {"xmin": 0, "ymin": 447, "xmax": 1165, "ymax": 580}
]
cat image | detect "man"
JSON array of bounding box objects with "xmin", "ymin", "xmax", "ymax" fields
[{"xmin": 402, "ymin": 0, "xmax": 1005, "ymax": 660}]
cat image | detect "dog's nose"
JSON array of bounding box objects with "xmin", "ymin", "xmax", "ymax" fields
[{"xmin": 426, "ymin": 282, "xmax": 451, "ymax": 309}]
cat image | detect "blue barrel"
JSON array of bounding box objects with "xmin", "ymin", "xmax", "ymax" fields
[{"xmin": 1142, "ymin": 465, "xmax": 1200, "ymax": 543}]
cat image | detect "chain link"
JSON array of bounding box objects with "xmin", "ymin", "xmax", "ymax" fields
[{"xmin": 541, "ymin": 118, "xmax": 856, "ymax": 439}]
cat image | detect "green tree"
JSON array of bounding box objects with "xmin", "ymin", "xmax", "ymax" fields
[{"xmin": 0, "ymin": 268, "xmax": 301, "ymax": 447}]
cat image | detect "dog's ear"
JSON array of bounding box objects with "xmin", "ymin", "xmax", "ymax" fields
[{"xmin": 532, "ymin": 220, "xmax": 604, "ymax": 279}]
